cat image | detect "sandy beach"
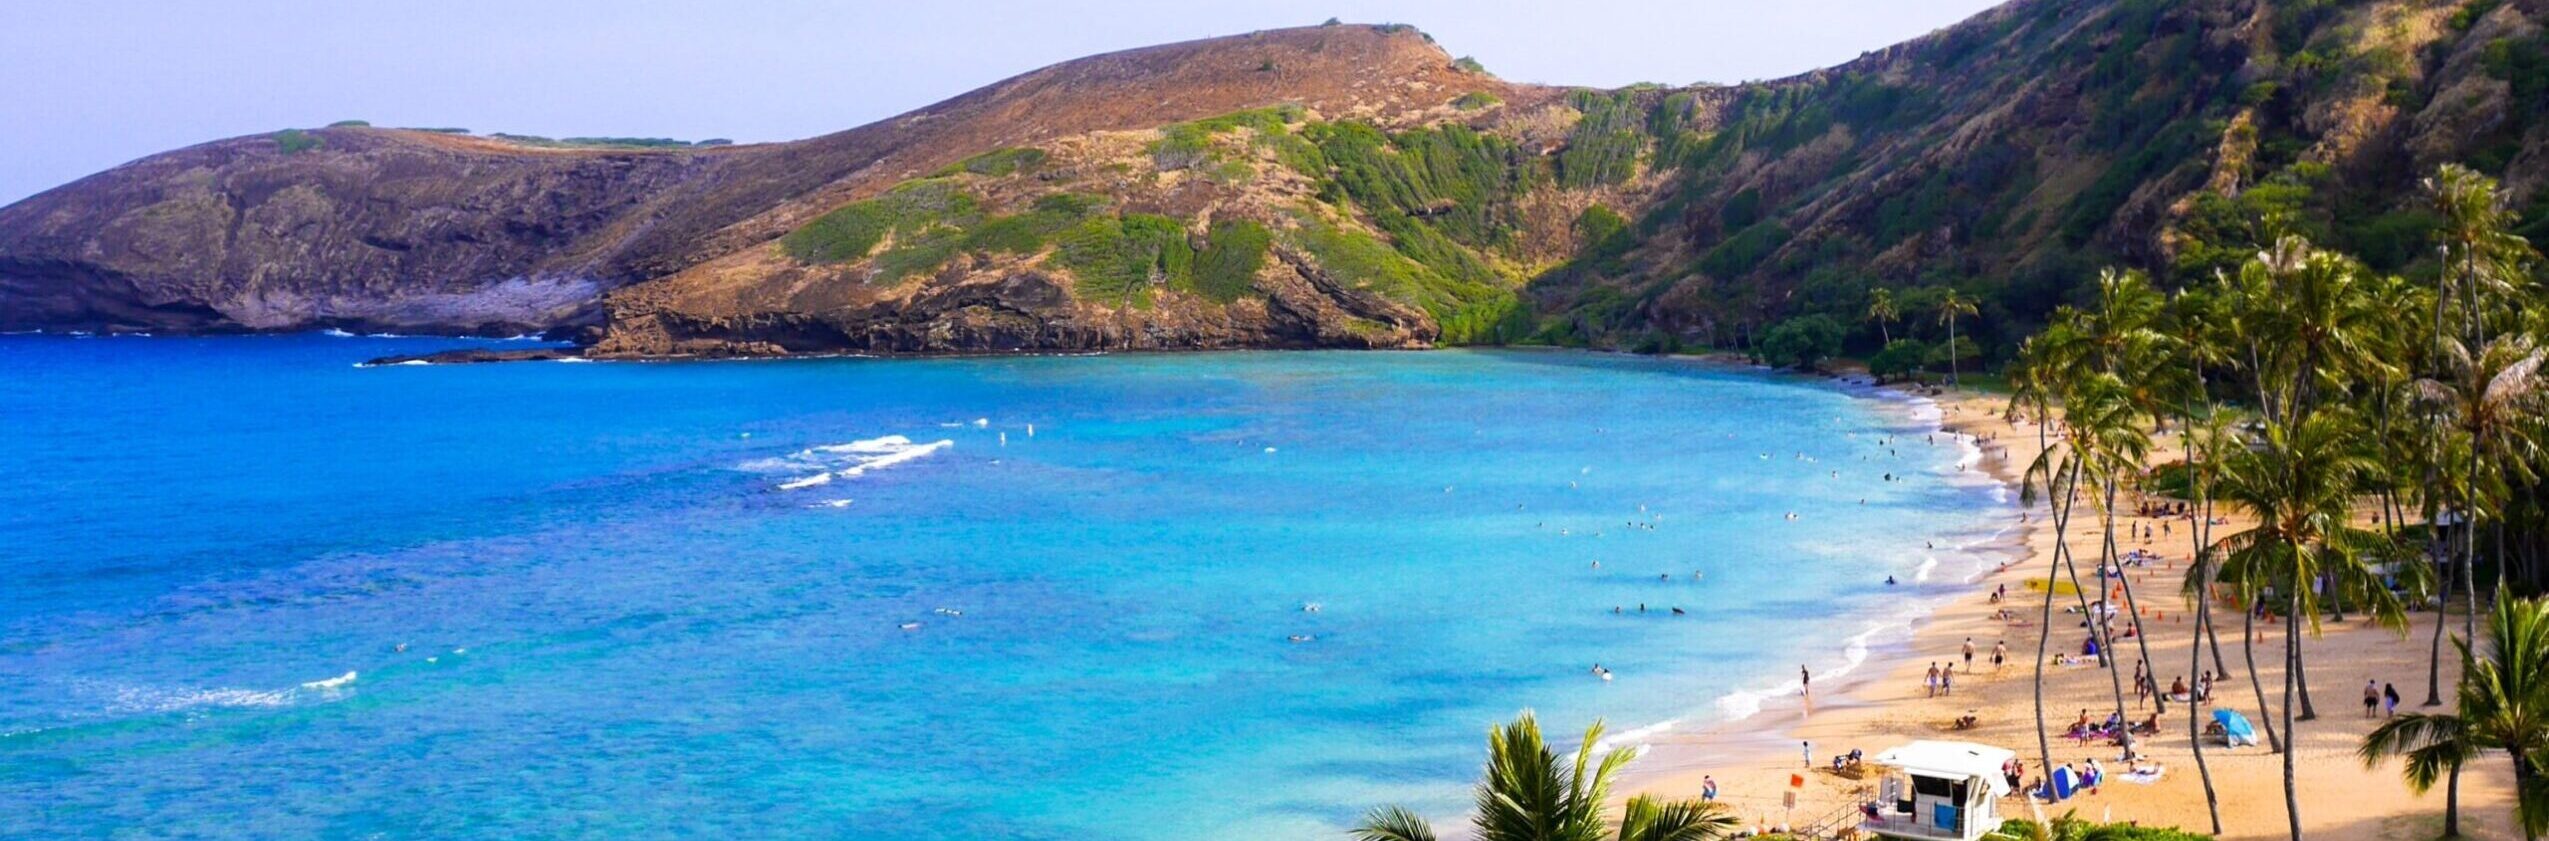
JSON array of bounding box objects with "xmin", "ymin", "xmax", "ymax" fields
[{"xmin": 1620, "ymin": 381, "xmax": 2514, "ymax": 841}]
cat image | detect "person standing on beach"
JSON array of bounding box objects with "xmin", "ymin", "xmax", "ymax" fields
[
  {"xmin": 2384, "ymin": 682, "xmax": 2401, "ymax": 717},
  {"xmin": 2364, "ymin": 680, "xmax": 2381, "ymax": 718},
  {"xmin": 1801, "ymin": 665, "xmax": 1811, "ymax": 696},
  {"xmin": 1803, "ymin": 740, "xmax": 1813, "ymax": 768},
  {"xmin": 1925, "ymin": 663, "xmax": 1941, "ymax": 697},
  {"xmin": 1702, "ymin": 775, "xmax": 1718, "ymax": 801},
  {"xmin": 1961, "ymin": 637, "xmax": 1975, "ymax": 670},
  {"xmin": 1941, "ymin": 666, "xmax": 1954, "ymax": 696},
  {"xmin": 1992, "ymin": 640, "xmax": 2007, "ymax": 670}
]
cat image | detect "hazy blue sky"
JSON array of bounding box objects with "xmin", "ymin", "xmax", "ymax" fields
[{"xmin": 0, "ymin": 0, "xmax": 2002, "ymax": 205}]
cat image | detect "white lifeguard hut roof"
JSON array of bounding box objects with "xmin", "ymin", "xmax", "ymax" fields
[{"xmin": 1870, "ymin": 740, "xmax": 2017, "ymax": 797}]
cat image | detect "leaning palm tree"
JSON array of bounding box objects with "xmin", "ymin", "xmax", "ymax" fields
[
  {"xmin": 2009, "ymin": 329, "xmax": 2071, "ymax": 786},
  {"xmin": 1868, "ymin": 288, "xmax": 1900, "ymax": 345},
  {"xmin": 1353, "ymin": 713, "xmax": 1738, "ymax": 841},
  {"xmin": 2364, "ymin": 596, "xmax": 2549, "ymax": 840},
  {"xmin": 1936, "ymin": 288, "xmax": 1981, "ymax": 387}
]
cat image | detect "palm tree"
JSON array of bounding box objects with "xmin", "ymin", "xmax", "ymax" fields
[
  {"xmin": 2220, "ymin": 236, "xmax": 2400, "ymax": 723},
  {"xmin": 2213, "ymin": 410, "xmax": 2418, "ymax": 841},
  {"xmin": 2009, "ymin": 331, "xmax": 2069, "ymax": 787},
  {"xmin": 1868, "ymin": 288, "xmax": 1900, "ymax": 345},
  {"xmin": 1936, "ymin": 288, "xmax": 1980, "ymax": 387},
  {"xmin": 2177, "ymin": 407, "xmax": 2240, "ymax": 835},
  {"xmin": 2165, "ymin": 286, "xmax": 2240, "ymax": 683},
  {"xmin": 2019, "ymin": 367, "xmax": 2146, "ymax": 759},
  {"xmin": 2363, "ymin": 596, "xmax": 2549, "ymax": 840},
  {"xmin": 1353, "ymin": 713, "xmax": 1738, "ymax": 841},
  {"xmin": 2417, "ymin": 337, "xmax": 2548, "ymax": 595},
  {"xmin": 2427, "ymin": 164, "xmax": 2538, "ymax": 348}
]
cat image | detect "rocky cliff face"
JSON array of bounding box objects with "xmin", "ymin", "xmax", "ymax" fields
[{"xmin": 6, "ymin": 3, "xmax": 2546, "ymax": 355}]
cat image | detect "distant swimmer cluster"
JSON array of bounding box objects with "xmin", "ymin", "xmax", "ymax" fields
[{"xmin": 898, "ymin": 606, "xmax": 966, "ymax": 632}]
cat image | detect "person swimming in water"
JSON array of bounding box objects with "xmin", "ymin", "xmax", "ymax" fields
[{"xmin": 1886, "ymin": 575, "xmax": 1898, "ymax": 586}]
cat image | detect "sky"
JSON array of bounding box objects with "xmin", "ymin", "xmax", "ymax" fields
[{"xmin": 0, "ymin": 0, "xmax": 2004, "ymax": 205}]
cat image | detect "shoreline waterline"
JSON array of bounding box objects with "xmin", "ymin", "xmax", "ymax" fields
[{"xmin": 1599, "ymin": 372, "xmax": 2036, "ymax": 791}]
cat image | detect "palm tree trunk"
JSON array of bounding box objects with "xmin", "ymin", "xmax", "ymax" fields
[
  {"xmin": 2512, "ymin": 751, "xmax": 2538, "ymax": 841},
  {"xmin": 2208, "ymin": 599, "xmax": 2234, "ymax": 679},
  {"xmin": 1946, "ymin": 316, "xmax": 1959, "ymax": 387},
  {"xmin": 2033, "ymin": 457, "xmax": 2081, "ymax": 791},
  {"xmin": 2425, "ymin": 440, "xmax": 2451, "ymax": 706},
  {"xmin": 2282, "ymin": 570, "xmax": 2305, "ymax": 841},
  {"xmin": 2243, "ymin": 603, "xmax": 2285, "ymax": 752},
  {"xmin": 2061, "ymin": 500, "xmax": 2136, "ymax": 759},
  {"xmin": 2466, "ymin": 503, "xmax": 2482, "ymax": 645},
  {"xmin": 2446, "ymin": 760, "xmax": 2464, "ymax": 838},
  {"xmin": 2190, "ymin": 539, "xmax": 2224, "ymax": 833},
  {"xmin": 2428, "ymin": 550, "xmax": 2455, "ymax": 707},
  {"xmin": 2104, "ymin": 478, "xmax": 2168, "ymax": 718},
  {"xmin": 2192, "ymin": 490, "xmax": 2233, "ymax": 679},
  {"xmin": 2296, "ymin": 644, "xmax": 2318, "ymax": 721}
]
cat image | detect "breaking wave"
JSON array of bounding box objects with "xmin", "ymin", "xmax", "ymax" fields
[
  {"xmin": 740, "ymin": 435, "xmax": 953, "ymax": 490},
  {"xmin": 101, "ymin": 670, "xmax": 359, "ymax": 715}
]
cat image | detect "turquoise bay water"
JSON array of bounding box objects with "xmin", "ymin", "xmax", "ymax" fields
[{"xmin": 0, "ymin": 336, "xmax": 2009, "ymax": 839}]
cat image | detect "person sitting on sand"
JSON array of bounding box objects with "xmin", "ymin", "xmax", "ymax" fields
[{"xmin": 2170, "ymin": 676, "xmax": 2190, "ymax": 700}]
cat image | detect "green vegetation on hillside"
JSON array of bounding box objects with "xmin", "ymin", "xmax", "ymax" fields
[
  {"xmin": 935, "ymin": 147, "xmax": 1048, "ymax": 178},
  {"xmin": 1556, "ymin": 90, "xmax": 1646, "ymax": 189},
  {"xmin": 1191, "ymin": 220, "xmax": 1272, "ymax": 303},
  {"xmin": 780, "ymin": 179, "xmax": 983, "ymax": 265},
  {"xmin": 1285, "ymin": 214, "xmax": 1528, "ymax": 343},
  {"xmin": 1151, "ymin": 105, "xmax": 1306, "ymax": 170},
  {"xmin": 1052, "ymin": 214, "xmax": 1191, "ymax": 308},
  {"xmin": 272, "ymin": 129, "xmax": 323, "ymax": 155},
  {"xmin": 1300, "ymin": 121, "xmax": 1536, "ymax": 250}
]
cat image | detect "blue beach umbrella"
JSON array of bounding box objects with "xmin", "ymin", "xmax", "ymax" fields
[{"xmin": 2213, "ymin": 708, "xmax": 2258, "ymax": 747}]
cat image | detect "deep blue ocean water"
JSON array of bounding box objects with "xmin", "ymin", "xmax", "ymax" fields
[{"xmin": 0, "ymin": 335, "xmax": 2011, "ymax": 840}]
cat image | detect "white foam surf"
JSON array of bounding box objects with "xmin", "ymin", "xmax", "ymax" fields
[
  {"xmin": 301, "ymin": 671, "xmax": 357, "ymax": 690},
  {"xmin": 741, "ymin": 435, "xmax": 954, "ymax": 490},
  {"xmin": 102, "ymin": 669, "xmax": 362, "ymax": 715}
]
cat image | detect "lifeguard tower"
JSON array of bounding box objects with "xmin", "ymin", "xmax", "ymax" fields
[{"xmin": 1858, "ymin": 740, "xmax": 2014, "ymax": 841}]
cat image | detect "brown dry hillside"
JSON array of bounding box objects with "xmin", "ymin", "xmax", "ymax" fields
[{"xmin": 0, "ymin": 23, "xmax": 1533, "ymax": 341}]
